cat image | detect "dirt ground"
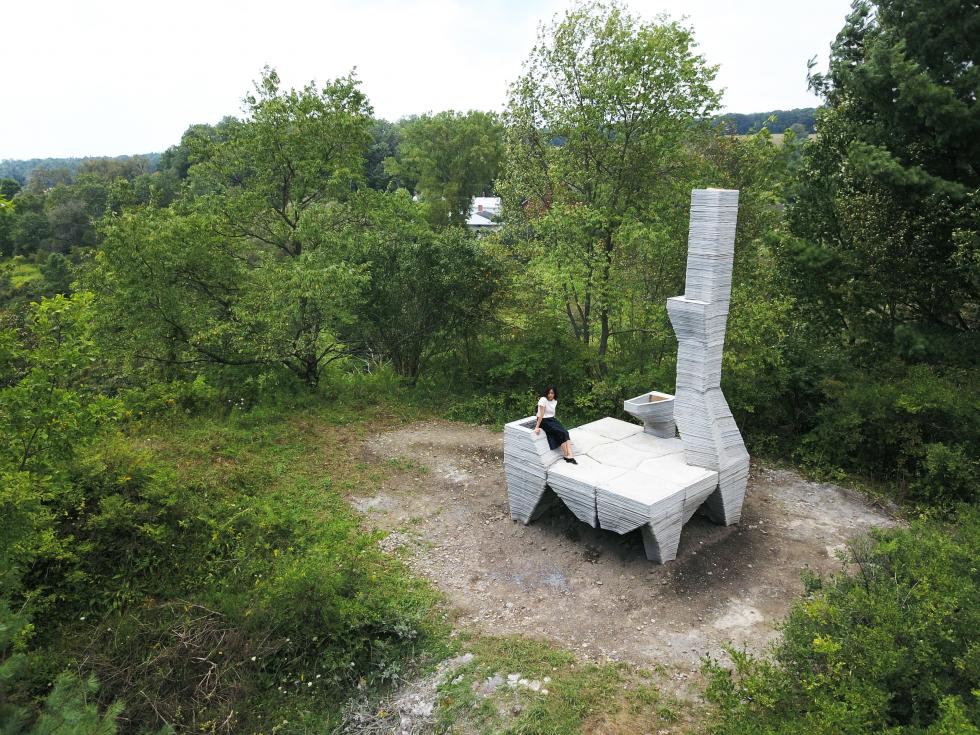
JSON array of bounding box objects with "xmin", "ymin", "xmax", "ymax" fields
[{"xmin": 357, "ymin": 419, "xmax": 896, "ymax": 682}]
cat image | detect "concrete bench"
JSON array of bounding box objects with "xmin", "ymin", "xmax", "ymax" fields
[{"xmin": 504, "ymin": 416, "xmax": 721, "ymax": 563}]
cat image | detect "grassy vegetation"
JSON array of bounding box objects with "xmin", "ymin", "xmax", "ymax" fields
[
  {"xmin": 435, "ymin": 636, "xmax": 688, "ymax": 735},
  {"xmin": 109, "ymin": 398, "xmax": 690, "ymax": 733},
  {"xmin": 8, "ymin": 258, "xmax": 40, "ymax": 287},
  {"xmin": 1, "ymin": 348, "xmax": 460, "ymax": 733},
  {"xmin": 115, "ymin": 397, "xmax": 454, "ymax": 731}
]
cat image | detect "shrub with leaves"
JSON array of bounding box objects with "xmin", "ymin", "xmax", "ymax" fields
[{"xmin": 703, "ymin": 508, "xmax": 980, "ymax": 734}]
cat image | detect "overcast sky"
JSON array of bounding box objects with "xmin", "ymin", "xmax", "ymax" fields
[{"xmin": 2, "ymin": 0, "xmax": 853, "ymax": 160}]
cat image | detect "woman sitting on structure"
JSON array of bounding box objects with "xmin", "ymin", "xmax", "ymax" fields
[{"xmin": 534, "ymin": 385, "xmax": 577, "ymax": 464}]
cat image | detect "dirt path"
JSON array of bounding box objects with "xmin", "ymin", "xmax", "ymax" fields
[{"xmin": 357, "ymin": 419, "xmax": 895, "ymax": 680}]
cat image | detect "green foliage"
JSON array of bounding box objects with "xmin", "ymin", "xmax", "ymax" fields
[
  {"xmin": 501, "ymin": 0, "xmax": 721, "ymax": 367},
  {"xmin": 88, "ymin": 68, "xmax": 379, "ymax": 389},
  {"xmin": 304, "ymin": 189, "xmax": 500, "ymax": 380},
  {"xmin": 365, "ymin": 118, "xmax": 400, "ymax": 191},
  {"xmin": 3, "ymin": 399, "xmax": 444, "ymax": 730},
  {"xmin": 763, "ymin": 0, "xmax": 980, "ymax": 490},
  {"xmin": 0, "ymin": 178, "xmax": 21, "ymax": 200},
  {"xmin": 794, "ymin": 363, "xmax": 979, "ymax": 501},
  {"xmin": 38, "ymin": 253, "xmax": 72, "ymax": 295},
  {"xmin": 703, "ymin": 509, "xmax": 980, "ymax": 734},
  {"xmin": 715, "ymin": 108, "xmax": 817, "ymax": 135},
  {"xmin": 0, "ymin": 195, "xmax": 15, "ymax": 258},
  {"xmin": 0, "ymin": 602, "xmax": 123, "ymax": 735},
  {"xmin": 9, "ymin": 193, "xmax": 50, "ymax": 255},
  {"xmin": 0, "ymin": 293, "xmax": 119, "ymax": 479},
  {"xmin": 22, "ymin": 674, "xmax": 123, "ymax": 735},
  {"xmin": 790, "ymin": 0, "xmax": 978, "ymax": 342},
  {"xmin": 0, "ymin": 295, "xmax": 128, "ymax": 732},
  {"xmin": 0, "ymin": 155, "xmax": 160, "ymax": 188},
  {"xmin": 384, "ymin": 110, "xmax": 504, "ymax": 227},
  {"xmin": 89, "ymin": 201, "xmax": 365, "ymax": 390},
  {"xmin": 186, "ymin": 67, "xmax": 372, "ymax": 255},
  {"xmin": 43, "ymin": 174, "xmax": 110, "ymax": 252},
  {"xmin": 0, "ymin": 283, "xmax": 442, "ymax": 731}
]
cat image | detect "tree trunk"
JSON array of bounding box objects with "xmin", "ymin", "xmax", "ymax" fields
[
  {"xmin": 598, "ymin": 307, "xmax": 610, "ymax": 375},
  {"xmin": 596, "ymin": 231, "xmax": 615, "ymax": 372}
]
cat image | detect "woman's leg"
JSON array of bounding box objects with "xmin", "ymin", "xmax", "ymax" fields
[{"xmin": 563, "ymin": 439, "xmax": 573, "ymax": 458}]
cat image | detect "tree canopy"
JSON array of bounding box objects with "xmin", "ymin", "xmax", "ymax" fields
[
  {"xmin": 788, "ymin": 0, "xmax": 979, "ymax": 345},
  {"xmin": 383, "ymin": 110, "xmax": 504, "ymax": 227},
  {"xmin": 500, "ymin": 0, "xmax": 720, "ymax": 366}
]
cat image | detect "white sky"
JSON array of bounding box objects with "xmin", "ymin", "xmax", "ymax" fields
[{"xmin": 2, "ymin": 0, "xmax": 853, "ymax": 160}]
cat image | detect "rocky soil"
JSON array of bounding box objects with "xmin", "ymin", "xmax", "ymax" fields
[{"xmin": 356, "ymin": 420, "xmax": 896, "ymax": 683}]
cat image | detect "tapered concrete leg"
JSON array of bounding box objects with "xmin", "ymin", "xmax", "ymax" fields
[
  {"xmin": 528, "ymin": 485, "xmax": 561, "ymax": 522},
  {"xmin": 641, "ymin": 522, "xmax": 682, "ymax": 564},
  {"xmin": 507, "ymin": 480, "xmax": 560, "ymax": 524},
  {"xmin": 701, "ymin": 461, "xmax": 748, "ymax": 525}
]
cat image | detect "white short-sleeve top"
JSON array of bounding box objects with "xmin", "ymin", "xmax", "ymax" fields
[{"xmin": 537, "ymin": 396, "xmax": 557, "ymax": 418}]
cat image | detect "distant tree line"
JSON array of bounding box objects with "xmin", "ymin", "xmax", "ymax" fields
[
  {"xmin": 0, "ymin": 153, "xmax": 161, "ymax": 186},
  {"xmin": 714, "ymin": 107, "xmax": 817, "ymax": 135}
]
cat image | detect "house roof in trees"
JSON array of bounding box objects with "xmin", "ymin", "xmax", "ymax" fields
[{"xmin": 466, "ymin": 196, "xmax": 502, "ymax": 228}]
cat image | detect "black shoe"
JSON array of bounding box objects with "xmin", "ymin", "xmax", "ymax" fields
[{"xmin": 567, "ymin": 457, "xmax": 578, "ymax": 465}]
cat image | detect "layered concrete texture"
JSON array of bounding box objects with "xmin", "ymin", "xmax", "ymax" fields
[{"xmin": 502, "ymin": 188, "xmax": 748, "ymax": 563}]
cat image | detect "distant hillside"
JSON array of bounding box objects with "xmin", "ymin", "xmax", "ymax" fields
[
  {"xmin": 0, "ymin": 153, "xmax": 161, "ymax": 186},
  {"xmin": 714, "ymin": 108, "xmax": 817, "ymax": 135}
]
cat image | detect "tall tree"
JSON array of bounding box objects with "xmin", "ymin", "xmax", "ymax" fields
[
  {"xmin": 365, "ymin": 118, "xmax": 400, "ymax": 191},
  {"xmin": 384, "ymin": 110, "xmax": 503, "ymax": 227},
  {"xmin": 0, "ymin": 178, "xmax": 20, "ymax": 200},
  {"xmin": 44, "ymin": 173, "xmax": 110, "ymax": 251},
  {"xmin": 500, "ymin": 0, "xmax": 720, "ymax": 367},
  {"xmin": 10, "ymin": 192, "xmax": 50, "ymax": 254},
  {"xmin": 302, "ymin": 189, "xmax": 500, "ymax": 380},
  {"xmin": 89, "ymin": 68, "xmax": 373, "ymax": 388},
  {"xmin": 0, "ymin": 188, "xmax": 14, "ymax": 257},
  {"xmin": 788, "ymin": 0, "xmax": 979, "ymax": 346}
]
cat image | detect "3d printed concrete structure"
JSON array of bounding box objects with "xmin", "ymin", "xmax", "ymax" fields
[{"xmin": 503, "ymin": 188, "xmax": 748, "ymax": 563}]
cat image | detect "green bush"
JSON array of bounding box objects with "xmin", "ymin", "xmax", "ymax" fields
[
  {"xmin": 703, "ymin": 508, "xmax": 980, "ymax": 734},
  {"xmin": 0, "ymin": 601, "xmax": 124, "ymax": 735},
  {"xmin": 8, "ymin": 432, "xmax": 442, "ymax": 732},
  {"xmin": 793, "ymin": 363, "xmax": 979, "ymax": 501},
  {"xmin": 0, "ymin": 293, "xmax": 443, "ymax": 732}
]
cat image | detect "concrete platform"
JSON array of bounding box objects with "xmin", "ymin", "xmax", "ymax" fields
[{"xmin": 503, "ymin": 416, "xmax": 721, "ymax": 563}]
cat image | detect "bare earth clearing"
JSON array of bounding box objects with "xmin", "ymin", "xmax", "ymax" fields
[{"xmin": 357, "ymin": 419, "xmax": 895, "ymax": 688}]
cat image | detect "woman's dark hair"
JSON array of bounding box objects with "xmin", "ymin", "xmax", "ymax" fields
[{"xmin": 543, "ymin": 384, "xmax": 558, "ymax": 399}]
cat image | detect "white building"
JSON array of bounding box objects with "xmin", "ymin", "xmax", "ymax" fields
[{"xmin": 466, "ymin": 196, "xmax": 502, "ymax": 234}]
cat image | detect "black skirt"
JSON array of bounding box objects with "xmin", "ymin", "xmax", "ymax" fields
[{"xmin": 540, "ymin": 417, "xmax": 570, "ymax": 450}]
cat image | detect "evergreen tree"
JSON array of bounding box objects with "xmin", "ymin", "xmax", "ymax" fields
[{"xmin": 787, "ymin": 0, "xmax": 979, "ymax": 348}]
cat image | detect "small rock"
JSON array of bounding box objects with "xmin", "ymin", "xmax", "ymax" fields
[{"xmin": 480, "ymin": 673, "xmax": 504, "ymax": 695}]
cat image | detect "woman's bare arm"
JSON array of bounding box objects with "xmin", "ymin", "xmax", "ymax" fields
[{"xmin": 534, "ymin": 404, "xmax": 544, "ymax": 434}]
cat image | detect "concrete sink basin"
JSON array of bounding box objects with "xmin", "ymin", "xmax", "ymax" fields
[{"xmin": 624, "ymin": 391, "xmax": 676, "ymax": 437}]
